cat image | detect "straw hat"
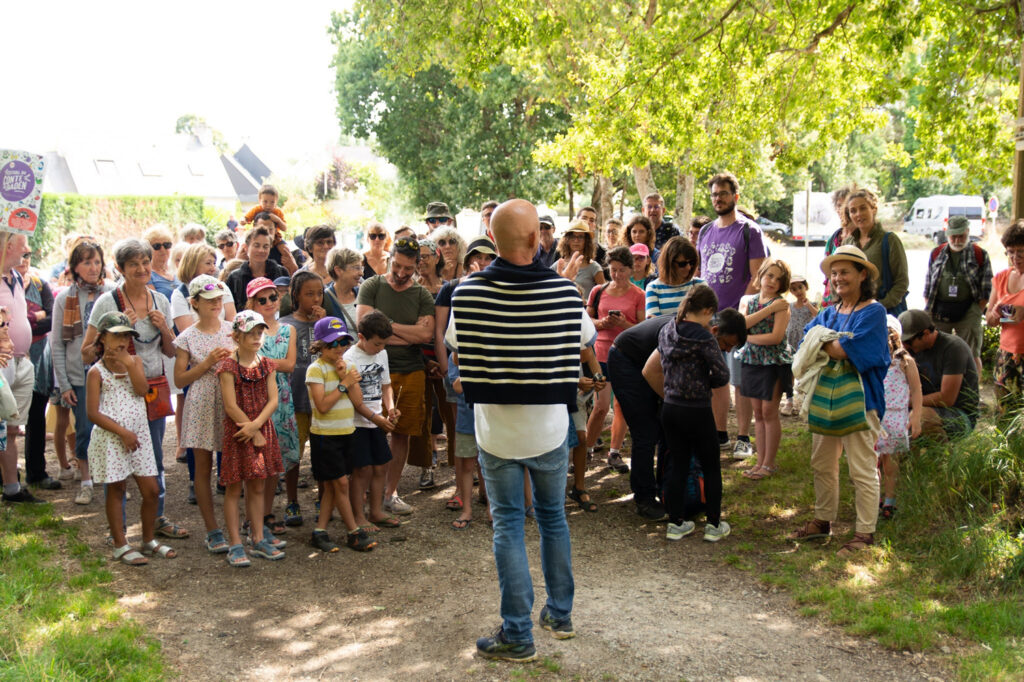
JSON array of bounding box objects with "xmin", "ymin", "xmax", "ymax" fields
[{"xmin": 819, "ymin": 244, "xmax": 878, "ymax": 280}]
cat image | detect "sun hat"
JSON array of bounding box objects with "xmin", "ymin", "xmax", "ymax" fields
[
  {"xmin": 563, "ymin": 220, "xmax": 590, "ymax": 236},
  {"xmin": 819, "ymin": 244, "xmax": 879, "ymax": 280},
  {"xmin": 424, "ymin": 202, "xmax": 453, "ymax": 220},
  {"xmin": 95, "ymin": 311, "xmax": 139, "ymax": 337},
  {"xmin": 245, "ymin": 277, "xmax": 276, "ymax": 299},
  {"xmin": 629, "ymin": 243, "xmax": 650, "ymax": 258},
  {"xmin": 233, "ymin": 310, "xmax": 268, "ymax": 334},
  {"xmin": 313, "ymin": 316, "xmax": 355, "ymax": 344},
  {"xmin": 188, "ymin": 274, "xmax": 226, "ymax": 299},
  {"xmin": 898, "ymin": 309, "xmax": 933, "ymax": 343}
]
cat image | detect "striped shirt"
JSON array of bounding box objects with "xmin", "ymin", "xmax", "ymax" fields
[
  {"xmin": 645, "ymin": 277, "xmax": 705, "ymax": 318},
  {"xmin": 305, "ymin": 359, "xmax": 355, "ymax": 435}
]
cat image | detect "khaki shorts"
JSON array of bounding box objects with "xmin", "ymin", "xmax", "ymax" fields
[
  {"xmin": 3, "ymin": 357, "xmax": 34, "ymax": 428},
  {"xmin": 391, "ymin": 371, "xmax": 426, "ymax": 437}
]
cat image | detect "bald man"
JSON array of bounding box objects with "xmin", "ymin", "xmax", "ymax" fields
[{"xmin": 446, "ymin": 200, "xmax": 596, "ymax": 661}]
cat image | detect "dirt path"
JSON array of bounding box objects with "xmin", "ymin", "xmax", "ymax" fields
[{"xmin": 40, "ymin": 431, "xmax": 953, "ymax": 682}]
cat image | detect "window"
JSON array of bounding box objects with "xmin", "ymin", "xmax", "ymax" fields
[
  {"xmin": 915, "ymin": 208, "xmax": 925, "ymax": 219},
  {"xmin": 94, "ymin": 159, "xmax": 117, "ymax": 177},
  {"xmin": 138, "ymin": 160, "xmax": 163, "ymax": 177}
]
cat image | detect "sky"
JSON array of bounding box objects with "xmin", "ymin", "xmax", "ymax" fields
[{"xmin": 1, "ymin": 1, "xmax": 348, "ymax": 169}]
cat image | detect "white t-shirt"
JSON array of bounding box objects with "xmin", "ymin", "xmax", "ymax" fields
[
  {"xmin": 445, "ymin": 309, "xmax": 596, "ymax": 459},
  {"xmin": 342, "ymin": 344, "xmax": 391, "ymax": 429}
]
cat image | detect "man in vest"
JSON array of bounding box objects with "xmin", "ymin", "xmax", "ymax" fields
[{"xmin": 447, "ymin": 199, "xmax": 596, "ymax": 662}]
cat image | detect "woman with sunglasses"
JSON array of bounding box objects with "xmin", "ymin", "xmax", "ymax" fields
[
  {"xmin": 297, "ymin": 225, "xmax": 337, "ymax": 282},
  {"xmin": 143, "ymin": 225, "xmax": 181, "ymax": 301},
  {"xmin": 362, "ymin": 222, "xmax": 391, "ymax": 280},
  {"xmin": 430, "ymin": 227, "xmax": 466, "ymax": 282},
  {"xmin": 644, "ymin": 237, "xmax": 704, "ymax": 319}
]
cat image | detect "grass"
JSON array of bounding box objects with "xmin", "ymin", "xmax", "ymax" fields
[
  {"xmin": 715, "ymin": 413, "xmax": 1024, "ymax": 680},
  {"xmin": 0, "ymin": 503, "xmax": 164, "ymax": 680}
]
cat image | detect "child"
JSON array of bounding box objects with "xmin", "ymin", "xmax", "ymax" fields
[
  {"xmin": 568, "ymin": 344, "xmax": 606, "ymax": 513},
  {"xmin": 240, "ymin": 183, "xmax": 287, "ymax": 229},
  {"xmin": 781, "ymin": 274, "xmax": 817, "ymax": 415},
  {"xmin": 305, "ymin": 317, "xmax": 377, "ymax": 552},
  {"xmin": 246, "ymin": 277, "xmax": 299, "ymax": 535},
  {"xmin": 875, "ymin": 315, "xmax": 923, "ymax": 520},
  {"xmin": 643, "ymin": 285, "xmax": 731, "ymax": 541},
  {"xmin": 279, "ymin": 271, "xmax": 327, "ymax": 525},
  {"xmin": 343, "ymin": 311, "xmax": 401, "ymax": 532},
  {"xmin": 446, "ymin": 352, "xmax": 478, "ymax": 528},
  {"xmin": 173, "ymin": 275, "xmax": 234, "ymax": 554},
  {"xmin": 218, "ymin": 311, "xmax": 285, "ymax": 566},
  {"xmin": 85, "ymin": 312, "xmax": 169, "ymax": 565},
  {"xmin": 738, "ymin": 258, "xmax": 792, "ymax": 480}
]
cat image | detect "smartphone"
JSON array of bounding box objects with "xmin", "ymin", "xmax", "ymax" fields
[
  {"xmin": 609, "ymin": 309, "xmax": 622, "ymax": 316},
  {"xmin": 1001, "ymin": 304, "xmax": 1018, "ymax": 324}
]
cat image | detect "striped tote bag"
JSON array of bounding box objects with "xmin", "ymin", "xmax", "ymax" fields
[{"xmin": 807, "ymin": 358, "xmax": 868, "ymax": 436}]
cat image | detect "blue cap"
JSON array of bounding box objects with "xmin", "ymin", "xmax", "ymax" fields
[{"xmin": 273, "ymin": 276, "xmax": 291, "ymax": 287}]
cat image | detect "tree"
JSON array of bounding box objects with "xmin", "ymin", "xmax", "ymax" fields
[
  {"xmin": 174, "ymin": 114, "xmax": 229, "ymax": 154},
  {"xmin": 329, "ymin": 12, "xmax": 570, "ymax": 211}
]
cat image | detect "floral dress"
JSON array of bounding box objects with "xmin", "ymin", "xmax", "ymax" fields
[
  {"xmin": 875, "ymin": 355, "xmax": 910, "ymax": 455},
  {"xmin": 173, "ymin": 321, "xmax": 234, "ymax": 451},
  {"xmin": 786, "ymin": 302, "xmax": 817, "ymax": 355},
  {"xmin": 216, "ymin": 355, "xmax": 284, "ymax": 485},
  {"xmin": 87, "ymin": 362, "xmax": 157, "ymax": 484},
  {"xmin": 739, "ymin": 296, "xmax": 793, "ymax": 366},
  {"xmin": 260, "ymin": 324, "xmax": 299, "ymax": 465}
]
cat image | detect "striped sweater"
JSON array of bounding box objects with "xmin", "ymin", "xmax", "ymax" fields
[{"xmin": 450, "ymin": 258, "xmax": 583, "ymax": 406}]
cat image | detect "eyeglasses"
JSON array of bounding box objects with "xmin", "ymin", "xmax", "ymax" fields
[
  {"xmin": 314, "ymin": 239, "xmax": 336, "ymax": 248},
  {"xmin": 426, "ymin": 217, "xmax": 451, "ymax": 225},
  {"xmin": 152, "ymin": 242, "xmax": 173, "ymax": 250},
  {"xmin": 565, "ymin": 233, "xmax": 585, "ymax": 239},
  {"xmin": 395, "ymin": 238, "xmax": 420, "ymax": 250},
  {"xmin": 368, "ymin": 233, "xmax": 387, "ymax": 241},
  {"xmin": 437, "ymin": 239, "xmax": 457, "ymax": 247},
  {"xmin": 217, "ymin": 241, "xmax": 236, "ymax": 249},
  {"xmin": 481, "ymin": 212, "xmax": 494, "ymax": 220},
  {"xmin": 674, "ymin": 259, "xmax": 695, "ymax": 268},
  {"xmin": 710, "ymin": 191, "xmax": 734, "ymax": 199},
  {"xmin": 256, "ymin": 293, "xmax": 279, "ymax": 305},
  {"xmin": 1006, "ymin": 249, "xmax": 1024, "ymax": 258}
]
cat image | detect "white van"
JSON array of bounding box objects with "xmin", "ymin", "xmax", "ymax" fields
[
  {"xmin": 904, "ymin": 195, "xmax": 986, "ymax": 244},
  {"xmin": 791, "ymin": 191, "xmax": 841, "ymax": 244}
]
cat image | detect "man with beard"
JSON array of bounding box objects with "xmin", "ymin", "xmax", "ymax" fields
[
  {"xmin": 923, "ymin": 216, "xmax": 992, "ymax": 374},
  {"xmin": 645, "ymin": 193, "xmax": 680, "ymax": 250},
  {"xmin": 357, "ymin": 237, "xmax": 436, "ymax": 514},
  {"xmin": 696, "ymin": 172, "xmax": 767, "ymax": 458}
]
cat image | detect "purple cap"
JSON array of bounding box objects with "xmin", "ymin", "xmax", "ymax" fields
[{"xmin": 313, "ymin": 316, "xmax": 356, "ymax": 345}]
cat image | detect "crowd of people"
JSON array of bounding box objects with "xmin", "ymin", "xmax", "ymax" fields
[{"xmin": 2, "ymin": 175, "xmax": 1021, "ymax": 661}]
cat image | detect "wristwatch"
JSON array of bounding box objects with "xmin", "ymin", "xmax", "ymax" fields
[{"xmin": 593, "ymin": 372, "xmax": 606, "ymax": 382}]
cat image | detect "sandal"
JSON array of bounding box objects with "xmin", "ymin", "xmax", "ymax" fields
[
  {"xmin": 788, "ymin": 519, "xmax": 831, "ymax": 541},
  {"xmin": 205, "ymin": 529, "xmax": 230, "ymax": 554},
  {"xmin": 747, "ymin": 466, "xmax": 776, "ymax": 480},
  {"xmin": 369, "ymin": 515, "xmax": 401, "ymax": 528},
  {"xmin": 742, "ymin": 466, "xmax": 763, "ymax": 479},
  {"xmin": 140, "ymin": 539, "xmax": 177, "ymax": 559},
  {"xmin": 264, "ymin": 514, "xmax": 286, "ymax": 535},
  {"xmin": 567, "ymin": 487, "xmax": 598, "ymax": 513},
  {"xmin": 881, "ymin": 504, "xmax": 897, "ymax": 520},
  {"xmin": 445, "ymin": 496, "xmax": 463, "ymax": 511},
  {"xmin": 250, "ymin": 538, "xmax": 285, "ymax": 560},
  {"xmin": 155, "ymin": 517, "xmax": 189, "ymax": 539},
  {"xmin": 452, "ymin": 518, "xmax": 472, "ymax": 530},
  {"xmin": 226, "ymin": 544, "xmax": 250, "ymax": 567},
  {"xmin": 837, "ymin": 532, "xmax": 874, "ymax": 556},
  {"xmin": 358, "ymin": 524, "xmax": 381, "ymax": 534},
  {"xmin": 113, "ymin": 544, "xmax": 148, "ymax": 566}
]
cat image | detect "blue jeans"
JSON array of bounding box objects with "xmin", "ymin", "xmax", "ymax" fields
[
  {"xmin": 71, "ymin": 385, "xmax": 91, "ymax": 462},
  {"xmin": 479, "ymin": 439, "xmax": 574, "ymax": 644}
]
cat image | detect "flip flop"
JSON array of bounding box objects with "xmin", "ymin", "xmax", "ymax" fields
[
  {"xmin": 369, "ymin": 515, "xmax": 402, "ymax": 528},
  {"xmin": 741, "ymin": 466, "xmax": 763, "ymax": 479},
  {"xmin": 452, "ymin": 518, "xmax": 472, "ymax": 530},
  {"xmin": 445, "ymin": 496, "xmax": 463, "ymax": 511},
  {"xmin": 748, "ymin": 466, "xmax": 777, "ymax": 480}
]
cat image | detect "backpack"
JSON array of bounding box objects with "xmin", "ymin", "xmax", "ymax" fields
[
  {"xmin": 588, "ymin": 283, "xmax": 610, "ymax": 312},
  {"xmin": 929, "ymin": 242, "xmax": 985, "ymax": 268}
]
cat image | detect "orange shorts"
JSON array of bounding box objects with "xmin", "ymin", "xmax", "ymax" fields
[{"xmin": 391, "ymin": 370, "xmax": 426, "ymax": 437}]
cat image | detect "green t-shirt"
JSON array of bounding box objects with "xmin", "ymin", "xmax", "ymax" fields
[{"xmin": 356, "ymin": 275, "xmax": 435, "ymax": 374}]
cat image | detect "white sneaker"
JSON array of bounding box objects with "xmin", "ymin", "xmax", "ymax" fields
[
  {"xmin": 74, "ymin": 486, "xmax": 93, "ymax": 505},
  {"xmin": 58, "ymin": 467, "xmax": 75, "ymax": 481},
  {"xmin": 384, "ymin": 494, "xmax": 413, "ymax": 515},
  {"xmin": 666, "ymin": 521, "xmax": 695, "ymax": 541},
  {"xmin": 780, "ymin": 399, "xmax": 794, "ymax": 416},
  {"xmin": 731, "ymin": 439, "xmax": 753, "ymax": 460},
  {"xmin": 704, "ymin": 521, "xmax": 731, "ymax": 542}
]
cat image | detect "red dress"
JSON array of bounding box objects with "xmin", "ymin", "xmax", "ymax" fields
[{"xmin": 216, "ymin": 355, "xmax": 283, "ymax": 485}]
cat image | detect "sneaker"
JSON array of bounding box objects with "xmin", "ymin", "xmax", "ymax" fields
[
  {"xmin": 284, "ymin": 502, "xmax": 303, "ymax": 526},
  {"xmin": 666, "ymin": 520, "xmax": 695, "ymax": 540},
  {"xmin": 476, "ymin": 626, "xmax": 537, "ymax": 662},
  {"xmin": 346, "ymin": 529, "xmax": 378, "ymax": 552},
  {"xmin": 311, "ymin": 530, "xmax": 339, "ymax": 553},
  {"xmin": 731, "ymin": 439, "xmax": 753, "ymax": 460},
  {"xmin": 418, "ymin": 467, "xmax": 436, "ymax": 490},
  {"xmin": 2, "ymin": 488, "xmax": 45, "ymax": 504},
  {"xmin": 719, "ymin": 438, "xmax": 732, "ymax": 452},
  {"xmin": 636, "ymin": 499, "xmax": 667, "ymax": 521},
  {"xmin": 606, "ymin": 451, "xmax": 629, "ymax": 474},
  {"xmin": 703, "ymin": 521, "xmax": 731, "ymax": 542},
  {"xmin": 187, "ymin": 484, "xmax": 196, "ymax": 505},
  {"xmin": 383, "ymin": 494, "xmax": 413, "ymax": 515},
  {"xmin": 58, "ymin": 467, "xmax": 75, "ymax": 481},
  {"xmin": 29, "ymin": 477, "xmax": 62, "ymax": 490},
  {"xmin": 780, "ymin": 398, "xmax": 794, "ymax": 416},
  {"xmin": 539, "ymin": 605, "xmax": 575, "ymax": 640},
  {"xmin": 74, "ymin": 486, "xmax": 93, "ymax": 505}
]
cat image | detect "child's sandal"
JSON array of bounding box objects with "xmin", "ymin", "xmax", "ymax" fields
[
  {"xmin": 113, "ymin": 544, "xmax": 148, "ymax": 566},
  {"xmin": 205, "ymin": 529, "xmax": 230, "ymax": 554},
  {"xmin": 140, "ymin": 540, "xmax": 177, "ymax": 559},
  {"xmin": 155, "ymin": 517, "xmax": 189, "ymax": 539},
  {"xmin": 226, "ymin": 544, "xmax": 250, "ymax": 567},
  {"xmin": 264, "ymin": 514, "xmax": 286, "ymax": 535}
]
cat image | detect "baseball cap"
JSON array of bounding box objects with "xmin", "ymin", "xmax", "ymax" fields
[
  {"xmin": 233, "ymin": 310, "xmax": 268, "ymax": 334},
  {"xmin": 629, "ymin": 243, "xmax": 650, "ymax": 258},
  {"xmin": 188, "ymin": 274, "xmax": 227, "ymax": 299},
  {"xmin": 273, "ymin": 276, "xmax": 291, "ymax": 288},
  {"xmin": 538, "ymin": 215, "xmax": 555, "ymax": 228},
  {"xmin": 946, "ymin": 215, "xmax": 970, "ymax": 237},
  {"xmin": 246, "ymin": 277, "xmax": 276, "ymax": 299},
  {"xmin": 885, "ymin": 314, "xmax": 902, "ymax": 336},
  {"xmin": 897, "ymin": 309, "xmax": 933, "ymax": 342},
  {"xmin": 95, "ymin": 311, "xmax": 139, "ymax": 337},
  {"xmin": 790, "ymin": 273, "xmax": 807, "ymax": 285},
  {"xmin": 313, "ymin": 316, "xmax": 356, "ymax": 345}
]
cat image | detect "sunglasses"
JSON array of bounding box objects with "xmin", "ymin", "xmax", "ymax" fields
[
  {"xmin": 256, "ymin": 293, "xmax": 279, "ymax": 305},
  {"xmin": 217, "ymin": 241, "xmax": 236, "ymax": 249},
  {"xmin": 368, "ymin": 233, "xmax": 387, "ymax": 241},
  {"xmin": 426, "ymin": 217, "xmax": 451, "ymax": 225},
  {"xmin": 324, "ymin": 338, "xmax": 349, "ymax": 349},
  {"xmin": 152, "ymin": 242, "xmax": 173, "ymax": 251},
  {"xmin": 437, "ymin": 239, "xmax": 457, "ymax": 247},
  {"xmin": 674, "ymin": 259, "xmax": 695, "ymax": 268},
  {"xmin": 540, "ymin": 225, "xmax": 554, "ymax": 231},
  {"xmin": 395, "ymin": 238, "xmax": 420, "ymax": 250}
]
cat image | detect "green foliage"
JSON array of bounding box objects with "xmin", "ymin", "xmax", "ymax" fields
[
  {"xmin": 34, "ymin": 193, "xmax": 205, "ymax": 263},
  {"xmin": 175, "ymin": 114, "xmax": 230, "ymax": 155}
]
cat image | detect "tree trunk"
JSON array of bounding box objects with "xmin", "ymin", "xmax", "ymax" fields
[
  {"xmin": 632, "ymin": 164, "xmax": 658, "ymax": 201},
  {"xmin": 590, "ymin": 173, "xmax": 614, "ymax": 227},
  {"xmin": 1013, "ymin": 36, "xmax": 1024, "ymax": 222},
  {"xmin": 566, "ymin": 167, "xmax": 575, "ymax": 218},
  {"xmin": 675, "ymin": 169, "xmax": 695, "ymax": 230}
]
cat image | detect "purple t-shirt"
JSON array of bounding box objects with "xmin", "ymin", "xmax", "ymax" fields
[{"xmin": 697, "ymin": 218, "xmax": 767, "ymax": 311}]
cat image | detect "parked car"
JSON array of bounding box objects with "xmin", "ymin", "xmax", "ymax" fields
[
  {"xmin": 904, "ymin": 195, "xmax": 986, "ymax": 244},
  {"xmin": 755, "ymin": 216, "xmax": 790, "ymax": 240}
]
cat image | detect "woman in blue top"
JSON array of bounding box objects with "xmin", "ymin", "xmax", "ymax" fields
[{"xmin": 789, "ymin": 245, "xmax": 889, "ymax": 556}]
